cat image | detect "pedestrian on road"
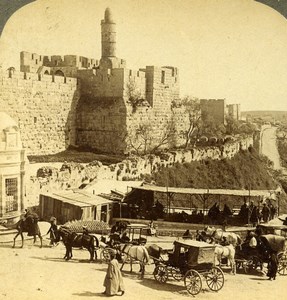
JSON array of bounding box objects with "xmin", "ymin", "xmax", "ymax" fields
[
  {"xmin": 102, "ymin": 249, "xmax": 125, "ymax": 296},
  {"xmin": 267, "ymin": 251, "xmax": 279, "ymax": 280},
  {"xmin": 47, "ymin": 217, "xmax": 58, "ymax": 247}
]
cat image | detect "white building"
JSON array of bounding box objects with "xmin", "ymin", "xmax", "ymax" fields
[{"xmin": 0, "ymin": 112, "xmax": 27, "ymax": 225}]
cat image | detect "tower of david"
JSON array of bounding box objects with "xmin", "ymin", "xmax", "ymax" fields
[{"xmin": 0, "ymin": 8, "xmax": 188, "ymax": 155}]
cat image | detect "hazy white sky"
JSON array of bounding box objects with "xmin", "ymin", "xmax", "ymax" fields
[{"xmin": 0, "ymin": 0, "xmax": 287, "ymax": 111}]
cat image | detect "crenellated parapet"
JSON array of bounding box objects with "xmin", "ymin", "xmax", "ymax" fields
[
  {"xmin": 20, "ymin": 51, "xmax": 99, "ymax": 77},
  {"xmin": 1, "ymin": 69, "xmax": 78, "ymax": 90},
  {"xmin": 145, "ymin": 66, "xmax": 179, "ymax": 108},
  {"xmin": 1, "ymin": 8, "xmax": 182, "ymax": 155}
]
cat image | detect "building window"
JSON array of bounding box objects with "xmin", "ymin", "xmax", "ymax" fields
[
  {"xmin": 161, "ymin": 71, "xmax": 165, "ymax": 84},
  {"xmin": 5, "ymin": 178, "xmax": 18, "ymax": 212}
]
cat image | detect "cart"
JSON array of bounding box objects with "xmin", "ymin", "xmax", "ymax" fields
[
  {"xmin": 256, "ymin": 224, "xmax": 287, "ymax": 238},
  {"xmin": 100, "ymin": 223, "xmax": 149, "ymax": 263},
  {"xmin": 153, "ymin": 240, "xmax": 224, "ymax": 296},
  {"xmin": 235, "ymin": 234, "xmax": 287, "ymax": 275},
  {"xmin": 260, "ymin": 234, "xmax": 287, "ymax": 276}
]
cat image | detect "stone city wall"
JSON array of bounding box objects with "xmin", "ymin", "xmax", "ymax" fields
[
  {"xmin": 25, "ymin": 136, "xmax": 253, "ymax": 207},
  {"xmin": 76, "ymin": 95, "xmax": 128, "ymax": 153},
  {"xmin": 0, "ymin": 70, "xmax": 80, "ymax": 155}
]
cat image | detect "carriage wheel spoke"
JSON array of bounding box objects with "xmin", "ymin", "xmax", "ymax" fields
[
  {"xmin": 184, "ymin": 270, "xmax": 202, "ymax": 295},
  {"xmin": 154, "ymin": 265, "xmax": 168, "ymax": 283},
  {"xmin": 206, "ymin": 267, "xmax": 224, "ymax": 292},
  {"xmin": 278, "ymin": 258, "xmax": 287, "ymax": 276}
]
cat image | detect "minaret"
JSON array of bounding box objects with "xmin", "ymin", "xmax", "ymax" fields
[{"xmin": 101, "ymin": 7, "xmax": 116, "ymax": 58}]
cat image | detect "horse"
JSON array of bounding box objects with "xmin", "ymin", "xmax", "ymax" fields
[
  {"xmin": 12, "ymin": 217, "xmax": 42, "ymax": 248},
  {"xmin": 119, "ymin": 244, "xmax": 150, "ymax": 278},
  {"xmin": 56, "ymin": 226, "xmax": 99, "ymax": 261},
  {"xmin": 204, "ymin": 226, "xmax": 242, "ymax": 246},
  {"xmin": 214, "ymin": 244, "xmax": 236, "ymax": 275}
]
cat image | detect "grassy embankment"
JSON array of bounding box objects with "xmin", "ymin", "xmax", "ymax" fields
[{"xmin": 149, "ymin": 147, "xmax": 287, "ymax": 212}]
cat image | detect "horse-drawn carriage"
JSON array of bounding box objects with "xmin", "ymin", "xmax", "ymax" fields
[
  {"xmin": 235, "ymin": 234, "xmax": 287, "ymax": 275},
  {"xmin": 100, "ymin": 223, "xmax": 149, "ymax": 263},
  {"xmin": 152, "ymin": 240, "xmax": 225, "ymax": 296}
]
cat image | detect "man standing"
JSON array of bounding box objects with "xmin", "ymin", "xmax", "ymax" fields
[
  {"xmin": 267, "ymin": 251, "xmax": 279, "ymax": 280},
  {"xmin": 249, "ymin": 202, "xmax": 259, "ymax": 227},
  {"xmin": 103, "ymin": 250, "xmax": 125, "ymax": 296},
  {"xmin": 261, "ymin": 203, "xmax": 270, "ymax": 223}
]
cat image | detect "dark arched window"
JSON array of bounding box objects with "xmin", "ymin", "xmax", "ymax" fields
[{"xmin": 54, "ymin": 70, "xmax": 64, "ymax": 77}]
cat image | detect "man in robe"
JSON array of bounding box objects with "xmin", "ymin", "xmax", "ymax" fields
[{"xmin": 103, "ymin": 250, "xmax": 125, "ymax": 296}]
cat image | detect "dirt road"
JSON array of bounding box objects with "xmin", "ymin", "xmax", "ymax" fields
[
  {"xmin": 0, "ymin": 238, "xmax": 286, "ymax": 300},
  {"xmin": 261, "ymin": 127, "xmax": 281, "ymax": 170}
]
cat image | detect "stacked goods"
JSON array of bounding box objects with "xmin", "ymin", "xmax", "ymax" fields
[{"xmin": 64, "ymin": 220, "xmax": 110, "ymax": 234}]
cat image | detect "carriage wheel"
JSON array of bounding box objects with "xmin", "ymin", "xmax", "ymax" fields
[
  {"xmin": 278, "ymin": 254, "xmax": 287, "ymax": 276},
  {"xmin": 206, "ymin": 267, "xmax": 224, "ymax": 292},
  {"xmin": 184, "ymin": 269, "xmax": 202, "ymax": 296},
  {"xmin": 153, "ymin": 265, "xmax": 169, "ymax": 283},
  {"xmin": 100, "ymin": 248, "xmax": 112, "ymax": 263},
  {"xmin": 171, "ymin": 267, "xmax": 183, "ymax": 281}
]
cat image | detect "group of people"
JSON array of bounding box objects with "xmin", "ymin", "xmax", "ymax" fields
[
  {"xmin": 243, "ymin": 229, "xmax": 279, "ymax": 281},
  {"xmin": 239, "ymin": 200, "xmax": 277, "ymax": 226},
  {"xmin": 207, "ymin": 203, "xmax": 233, "ymax": 225}
]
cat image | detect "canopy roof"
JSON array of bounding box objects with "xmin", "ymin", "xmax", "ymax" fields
[
  {"xmin": 129, "ymin": 184, "xmax": 277, "ymax": 198},
  {"xmin": 42, "ymin": 189, "xmax": 113, "ymax": 208}
]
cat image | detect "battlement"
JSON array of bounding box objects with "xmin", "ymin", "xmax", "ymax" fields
[
  {"xmin": 0, "ymin": 8, "xmax": 183, "ymax": 155},
  {"xmin": 1, "ymin": 69, "xmax": 78, "ymax": 90},
  {"xmin": 20, "ymin": 51, "xmax": 99, "ymax": 74},
  {"xmin": 145, "ymin": 65, "xmax": 180, "ymax": 107}
]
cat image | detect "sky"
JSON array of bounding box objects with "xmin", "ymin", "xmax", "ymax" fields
[{"xmin": 0, "ymin": 0, "xmax": 287, "ymax": 111}]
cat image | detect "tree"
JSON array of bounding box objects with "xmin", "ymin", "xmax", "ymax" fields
[
  {"xmin": 237, "ymin": 122, "xmax": 257, "ymax": 135},
  {"xmin": 225, "ymin": 116, "xmax": 240, "ymax": 135},
  {"xmin": 127, "ymin": 119, "xmax": 176, "ymax": 155},
  {"xmin": 199, "ymin": 115, "xmax": 226, "ymax": 138},
  {"xmin": 126, "ymin": 80, "xmax": 146, "ymax": 112},
  {"xmin": 180, "ymin": 96, "xmax": 201, "ymax": 148}
]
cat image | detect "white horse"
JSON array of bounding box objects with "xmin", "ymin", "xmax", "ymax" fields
[
  {"xmin": 119, "ymin": 244, "xmax": 150, "ymax": 278},
  {"xmin": 204, "ymin": 226, "xmax": 242, "ymax": 246},
  {"xmin": 214, "ymin": 244, "xmax": 236, "ymax": 275}
]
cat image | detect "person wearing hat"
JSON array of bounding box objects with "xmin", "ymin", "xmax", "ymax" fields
[
  {"xmin": 103, "ymin": 249, "xmax": 125, "ymax": 296},
  {"xmin": 82, "ymin": 225, "xmax": 89, "ymax": 236},
  {"xmin": 47, "ymin": 217, "xmax": 58, "ymax": 247}
]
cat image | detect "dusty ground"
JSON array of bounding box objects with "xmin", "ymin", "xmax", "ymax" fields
[{"xmin": 0, "ymin": 236, "xmax": 287, "ymax": 300}]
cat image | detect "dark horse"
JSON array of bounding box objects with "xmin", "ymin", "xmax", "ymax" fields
[
  {"xmin": 12, "ymin": 217, "xmax": 42, "ymax": 248},
  {"xmin": 56, "ymin": 226, "xmax": 99, "ymax": 261}
]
